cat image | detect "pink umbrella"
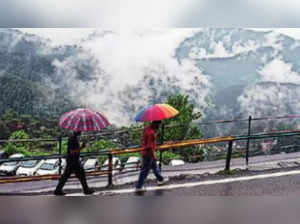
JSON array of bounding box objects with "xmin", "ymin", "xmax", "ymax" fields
[{"xmin": 59, "ymin": 108, "xmax": 110, "ymax": 132}]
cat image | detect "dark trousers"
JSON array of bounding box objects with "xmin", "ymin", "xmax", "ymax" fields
[
  {"xmin": 136, "ymin": 156, "xmax": 163, "ymax": 189},
  {"xmin": 55, "ymin": 159, "xmax": 90, "ymax": 192}
]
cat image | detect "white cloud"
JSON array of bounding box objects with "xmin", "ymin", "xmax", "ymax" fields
[
  {"xmin": 189, "ymin": 36, "xmax": 260, "ymax": 59},
  {"xmin": 258, "ymin": 58, "xmax": 300, "ymax": 84},
  {"xmin": 238, "ymin": 83, "xmax": 300, "ymax": 122},
  {"xmin": 43, "ymin": 28, "xmax": 211, "ymax": 125},
  {"xmin": 274, "ymin": 28, "xmax": 300, "ymax": 40},
  {"xmin": 18, "ymin": 28, "xmax": 94, "ymax": 46},
  {"xmin": 82, "ymin": 28, "xmax": 198, "ymax": 89},
  {"xmin": 264, "ymin": 32, "xmax": 283, "ymax": 50}
]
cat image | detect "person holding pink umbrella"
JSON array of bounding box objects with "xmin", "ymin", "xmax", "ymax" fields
[
  {"xmin": 54, "ymin": 108, "xmax": 110, "ymax": 196},
  {"xmin": 54, "ymin": 131, "xmax": 93, "ymax": 196},
  {"xmin": 134, "ymin": 104, "xmax": 179, "ymax": 192}
]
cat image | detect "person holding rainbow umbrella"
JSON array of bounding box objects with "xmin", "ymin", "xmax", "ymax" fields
[{"xmin": 134, "ymin": 104, "xmax": 179, "ymax": 192}]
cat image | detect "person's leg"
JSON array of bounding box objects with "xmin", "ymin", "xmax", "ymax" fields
[
  {"xmin": 136, "ymin": 156, "xmax": 152, "ymax": 189},
  {"xmin": 55, "ymin": 164, "xmax": 72, "ymax": 194},
  {"xmin": 151, "ymin": 159, "xmax": 164, "ymax": 182},
  {"xmin": 74, "ymin": 162, "xmax": 93, "ymax": 194}
]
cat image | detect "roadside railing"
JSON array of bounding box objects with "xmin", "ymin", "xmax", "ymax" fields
[
  {"xmin": 1, "ymin": 130, "xmax": 300, "ymax": 188},
  {"xmin": 1, "ymin": 113, "xmax": 300, "ymax": 189}
]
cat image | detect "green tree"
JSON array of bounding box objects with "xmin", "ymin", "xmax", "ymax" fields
[
  {"xmin": 162, "ymin": 94, "xmax": 202, "ymax": 141},
  {"xmin": 5, "ymin": 130, "xmax": 30, "ymax": 156},
  {"xmin": 88, "ymin": 139, "xmax": 116, "ymax": 152},
  {"xmin": 86, "ymin": 139, "xmax": 118, "ymax": 165},
  {"xmin": 161, "ymin": 94, "xmax": 203, "ymax": 162},
  {"xmin": 128, "ymin": 124, "xmax": 145, "ymax": 146},
  {"xmin": 0, "ymin": 110, "xmax": 19, "ymax": 140}
]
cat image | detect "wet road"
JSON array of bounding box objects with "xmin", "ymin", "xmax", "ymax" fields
[{"xmin": 116, "ymin": 170, "xmax": 300, "ymax": 196}]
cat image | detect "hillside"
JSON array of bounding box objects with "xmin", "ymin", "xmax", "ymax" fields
[{"xmin": 2, "ymin": 28, "xmax": 300, "ymax": 136}]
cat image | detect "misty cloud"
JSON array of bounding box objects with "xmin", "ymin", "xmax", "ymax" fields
[
  {"xmin": 238, "ymin": 82, "xmax": 300, "ymax": 119},
  {"xmin": 258, "ymin": 58, "xmax": 300, "ymax": 84},
  {"xmin": 71, "ymin": 29, "xmax": 212, "ymax": 125}
]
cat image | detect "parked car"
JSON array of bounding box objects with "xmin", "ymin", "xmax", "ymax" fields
[
  {"xmin": 123, "ymin": 156, "xmax": 141, "ymax": 172},
  {"xmin": 102, "ymin": 157, "xmax": 121, "ymax": 174},
  {"xmin": 0, "ymin": 153, "xmax": 24, "ymax": 176},
  {"xmin": 16, "ymin": 159, "xmax": 45, "ymax": 176},
  {"xmin": 169, "ymin": 159, "xmax": 185, "ymax": 166},
  {"xmin": 83, "ymin": 158, "xmax": 99, "ymax": 172},
  {"xmin": 35, "ymin": 159, "xmax": 66, "ymax": 176}
]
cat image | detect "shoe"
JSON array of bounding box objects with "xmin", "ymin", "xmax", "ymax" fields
[
  {"xmin": 157, "ymin": 178, "xmax": 168, "ymax": 186},
  {"xmin": 84, "ymin": 188, "xmax": 95, "ymax": 195},
  {"xmin": 54, "ymin": 190, "xmax": 66, "ymax": 196},
  {"xmin": 135, "ymin": 187, "xmax": 146, "ymax": 192}
]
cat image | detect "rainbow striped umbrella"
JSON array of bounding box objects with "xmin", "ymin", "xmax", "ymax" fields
[
  {"xmin": 134, "ymin": 104, "xmax": 179, "ymax": 122},
  {"xmin": 59, "ymin": 108, "xmax": 110, "ymax": 132}
]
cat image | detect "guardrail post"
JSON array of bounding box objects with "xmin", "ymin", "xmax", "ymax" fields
[
  {"xmin": 246, "ymin": 116, "xmax": 252, "ymax": 167},
  {"xmin": 225, "ymin": 140, "xmax": 233, "ymax": 171},
  {"xmin": 107, "ymin": 153, "xmax": 113, "ymax": 188},
  {"xmin": 58, "ymin": 136, "xmax": 62, "ymax": 175}
]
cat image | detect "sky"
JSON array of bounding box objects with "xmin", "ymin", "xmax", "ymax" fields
[{"xmin": 2, "ymin": 0, "xmax": 300, "ymax": 28}]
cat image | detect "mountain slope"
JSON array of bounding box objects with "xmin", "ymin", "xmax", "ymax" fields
[
  {"xmin": 0, "ymin": 28, "xmax": 103, "ymax": 117},
  {"xmin": 2, "ymin": 28, "xmax": 300, "ymax": 133}
]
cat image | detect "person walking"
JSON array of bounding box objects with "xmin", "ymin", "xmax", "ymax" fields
[
  {"xmin": 54, "ymin": 131, "xmax": 94, "ymax": 196},
  {"xmin": 135, "ymin": 121, "xmax": 167, "ymax": 192}
]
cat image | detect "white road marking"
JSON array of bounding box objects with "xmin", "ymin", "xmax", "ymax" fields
[{"xmin": 67, "ymin": 169, "xmax": 300, "ymax": 196}]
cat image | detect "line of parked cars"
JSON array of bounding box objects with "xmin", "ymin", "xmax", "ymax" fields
[
  {"xmin": 0, "ymin": 153, "xmax": 143, "ymax": 177},
  {"xmin": 0, "ymin": 153, "xmax": 65, "ymax": 176},
  {"xmin": 0, "ymin": 151, "xmax": 185, "ymax": 177},
  {"xmin": 0, "ymin": 153, "xmax": 25, "ymax": 176}
]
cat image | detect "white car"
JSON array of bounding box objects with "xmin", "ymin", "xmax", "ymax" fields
[
  {"xmin": 123, "ymin": 156, "xmax": 141, "ymax": 172},
  {"xmin": 83, "ymin": 158, "xmax": 99, "ymax": 172},
  {"xmin": 0, "ymin": 153, "xmax": 24, "ymax": 176},
  {"xmin": 16, "ymin": 160, "xmax": 45, "ymax": 176},
  {"xmin": 102, "ymin": 157, "xmax": 121, "ymax": 174},
  {"xmin": 35, "ymin": 159, "xmax": 66, "ymax": 176},
  {"xmin": 169, "ymin": 159, "xmax": 185, "ymax": 166}
]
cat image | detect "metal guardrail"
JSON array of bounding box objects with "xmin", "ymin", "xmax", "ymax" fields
[
  {"xmin": 2, "ymin": 114, "xmax": 300, "ymax": 143},
  {"xmin": 1, "ymin": 113, "xmax": 300, "ymax": 188},
  {"xmin": 1, "ymin": 130, "xmax": 300, "ymax": 186}
]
